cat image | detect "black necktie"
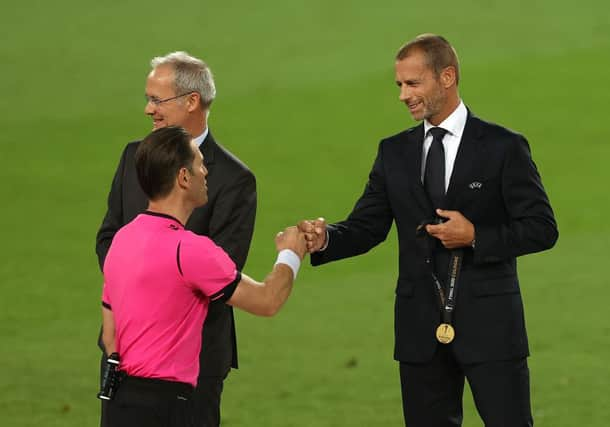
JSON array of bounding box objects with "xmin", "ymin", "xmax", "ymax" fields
[
  {"xmin": 424, "ymin": 127, "xmax": 448, "ymax": 209},
  {"xmin": 424, "ymin": 127, "xmax": 450, "ymax": 284}
]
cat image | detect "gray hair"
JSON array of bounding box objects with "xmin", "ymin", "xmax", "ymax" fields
[{"xmin": 151, "ymin": 51, "xmax": 216, "ymax": 108}]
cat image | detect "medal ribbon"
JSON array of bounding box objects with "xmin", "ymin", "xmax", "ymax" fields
[
  {"xmin": 415, "ymin": 219, "xmax": 465, "ymax": 343},
  {"xmin": 426, "ymin": 249, "xmax": 464, "ymax": 325}
]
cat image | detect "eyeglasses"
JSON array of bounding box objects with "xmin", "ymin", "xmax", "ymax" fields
[{"xmin": 145, "ymin": 92, "xmax": 195, "ymax": 106}]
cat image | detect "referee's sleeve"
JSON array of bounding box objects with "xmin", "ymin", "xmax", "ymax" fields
[
  {"xmin": 102, "ymin": 282, "xmax": 112, "ymax": 310},
  {"xmin": 178, "ymin": 236, "xmax": 241, "ymax": 298},
  {"xmin": 210, "ymin": 271, "xmax": 242, "ymax": 303}
]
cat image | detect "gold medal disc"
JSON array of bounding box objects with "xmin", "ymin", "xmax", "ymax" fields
[{"xmin": 436, "ymin": 323, "xmax": 455, "ymax": 344}]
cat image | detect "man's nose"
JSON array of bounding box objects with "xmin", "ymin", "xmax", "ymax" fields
[
  {"xmin": 399, "ymin": 84, "xmax": 410, "ymax": 102},
  {"xmin": 144, "ymin": 100, "xmax": 155, "ymax": 115}
]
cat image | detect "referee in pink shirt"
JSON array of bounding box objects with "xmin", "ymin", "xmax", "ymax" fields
[{"xmin": 100, "ymin": 126, "xmax": 305, "ymax": 427}]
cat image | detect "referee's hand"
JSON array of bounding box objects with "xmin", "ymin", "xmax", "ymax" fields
[{"xmin": 276, "ymin": 226, "xmax": 307, "ymax": 259}]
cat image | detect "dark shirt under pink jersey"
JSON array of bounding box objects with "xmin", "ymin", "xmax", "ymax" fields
[{"xmin": 102, "ymin": 212, "xmax": 240, "ymax": 386}]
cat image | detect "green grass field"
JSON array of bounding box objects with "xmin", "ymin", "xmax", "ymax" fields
[{"xmin": 1, "ymin": 0, "xmax": 609, "ymax": 425}]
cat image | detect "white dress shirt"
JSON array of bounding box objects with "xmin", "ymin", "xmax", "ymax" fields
[
  {"xmin": 192, "ymin": 127, "xmax": 209, "ymax": 148},
  {"xmin": 421, "ymin": 101, "xmax": 467, "ymax": 191}
]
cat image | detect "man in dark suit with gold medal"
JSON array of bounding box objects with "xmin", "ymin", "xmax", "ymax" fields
[{"xmin": 299, "ymin": 34, "xmax": 557, "ymax": 426}]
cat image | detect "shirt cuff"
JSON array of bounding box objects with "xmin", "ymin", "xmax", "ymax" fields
[{"xmin": 318, "ymin": 230, "xmax": 329, "ymax": 252}]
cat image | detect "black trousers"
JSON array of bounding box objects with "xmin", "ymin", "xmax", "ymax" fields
[
  {"xmin": 101, "ymin": 356, "xmax": 227, "ymax": 427},
  {"xmin": 399, "ymin": 346, "xmax": 533, "ymax": 427},
  {"xmin": 105, "ymin": 376, "xmax": 194, "ymax": 427},
  {"xmin": 190, "ymin": 375, "xmax": 225, "ymax": 427}
]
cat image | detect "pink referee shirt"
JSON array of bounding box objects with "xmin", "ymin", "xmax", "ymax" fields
[{"xmin": 102, "ymin": 212, "xmax": 240, "ymax": 386}]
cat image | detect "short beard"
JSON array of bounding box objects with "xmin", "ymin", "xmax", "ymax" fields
[{"xmin": 423, "ymin": 85, "xmax": 447, "ymax": 122}]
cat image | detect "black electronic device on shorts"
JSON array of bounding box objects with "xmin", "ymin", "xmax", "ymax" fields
[{"xmin": 97, "ymin": 352, "xmax": 122, "ymax": 401}]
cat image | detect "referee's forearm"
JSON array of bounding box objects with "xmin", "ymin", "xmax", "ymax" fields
[
  {"xmin": 102, "ymin": 307, "xmax": 116, "ymax": 355},
  {"xmin": 226, "ymin": 266, "xmax": 295, "ymax": 317},
  {"xmin": 261, "ymin": 263, "xmax": 295, "ymax": 316}
]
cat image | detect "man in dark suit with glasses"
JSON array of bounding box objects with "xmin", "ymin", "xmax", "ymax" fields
[{"xmin": 96, "ymin": 51, "xmax": 257, "ymax": 427}]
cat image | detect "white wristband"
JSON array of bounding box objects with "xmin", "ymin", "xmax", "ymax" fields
[{"xmin": 275, "ymin": 249, "xmax": 301, "ymax": 279}]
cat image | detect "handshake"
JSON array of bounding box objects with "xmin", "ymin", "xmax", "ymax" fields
[{"xmin": 275, "ymin": 218, "xmax": 328, "ymax": 260}]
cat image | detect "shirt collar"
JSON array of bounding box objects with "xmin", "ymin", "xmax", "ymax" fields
[
  {"xmin": 142, "ymin": 211, "xmax": 185, "ymax": 227},
  {"xmin": 192, "ymin": 127, "xmax": 209, "ymax": 147},
  {"xmin": 423, "ymin": 100, "xmax": 467, "ymax": 138}
]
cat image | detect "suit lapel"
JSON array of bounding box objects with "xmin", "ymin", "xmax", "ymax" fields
[
  {"xmin": 403, "ymin": 124, "xmax": 434, "ymax": 215},
  {"xmin": 201, "ymin": 130, "xmax": 217, "ymax": 166},
  {"xmin": 445, "ymin": 111, "xmax": 484, "ymax": 208},
  {"xmin": 187, "ymin": 131, "xmax": 217, "ymax": 229}
]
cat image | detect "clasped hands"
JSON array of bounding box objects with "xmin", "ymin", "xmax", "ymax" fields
[
  {"xmin": 294, "ymin": 209, "xmax": 475, "ymax": 254},
  {"xmin": 273, "ymin": 218, "xmax": 327, "ymax": 259}
]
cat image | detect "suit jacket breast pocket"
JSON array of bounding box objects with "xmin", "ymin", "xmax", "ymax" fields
[
  {"xmin": 463, "ymin": 176, "xmax": 499, "ymax": 197},
  {"xmin": 456, "ymin": 177, "xmax": 504, "ymax": 217}
]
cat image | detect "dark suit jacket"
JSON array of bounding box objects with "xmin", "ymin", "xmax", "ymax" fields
[
  {"xmin": 96, "ymin": 131, "xmax": 256, "ymax": 376},
  {"xmin": 312, "ymin": 111, "xmax": 558, "ymax": 364}
]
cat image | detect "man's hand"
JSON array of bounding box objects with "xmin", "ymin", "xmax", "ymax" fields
[
  {"xmin": 425, "ymin": 209, "xmax": 475, "ymax": 249},
  {"xmin": 297, "ymin": 218, "xmax": 327, "ymax": 253},
  {"xmin": 276, "ymin": 226, "xmax": 307, "ymax": 259}
]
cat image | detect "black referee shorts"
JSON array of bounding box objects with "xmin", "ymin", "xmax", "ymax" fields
[{"xmin": 105, "ymin": 376, "xmax": 194, "ymax": 427}]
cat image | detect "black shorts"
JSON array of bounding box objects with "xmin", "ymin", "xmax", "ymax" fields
[{"xmin": 105, "ymin": 376, "xmax": 194, "ymax": 427}]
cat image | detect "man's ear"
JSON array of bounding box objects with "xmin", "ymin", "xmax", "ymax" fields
[
  {"xmin": 440, "ymin": 66, "xmax": 456, "ymax": 88},
  {"xmin": 187, "ymin": 92, "xmax": 201, "ymax": 113},
  {"xmin": 177, "ymin": 167, "xmax": 190, "ymax": 189}
]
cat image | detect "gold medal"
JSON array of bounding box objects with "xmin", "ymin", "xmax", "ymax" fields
[{"xmin": 436, "ymin": 323, "xmax": 455, "ymax": 344}]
